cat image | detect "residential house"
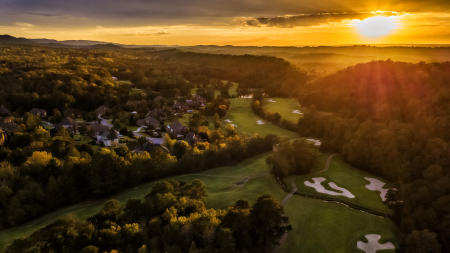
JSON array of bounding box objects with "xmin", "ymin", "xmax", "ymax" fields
[
  {"xmin": 95, "ymin": 105, "xmax": 111, "ymax": 116},
  {"xmin": 30, "ymin": 108, "xmax": 47, "ymax": 118},
  {"xmin": 192, "ymin": 94, "xmax": 207, "ymax": 107},
  {"xmin": 133, "ymin": 140, "xmax": 169, "ymax": 154},
  {"xmin": 166, "ymin": 120, "xmax": 187, "ymax": 139},
  {"xmin": 0, "ymin": 117, "xmax": 17, "ymax": 133},
  {"xmin": 137, "ymin": 116, "xmax": 161, "ymax": 130},
  {"xmin": 57, "ymin": 117, "xmax": 77, "ymax": 134},
  {"xmin": 88, "ymin": 123, "xmax": 119, "ymax": 147},
  {"xmin": 186, "ymin": 132, "xmax": 198, "ymax": 145}
]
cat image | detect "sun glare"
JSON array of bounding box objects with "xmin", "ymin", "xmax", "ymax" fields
[{"xmin": 353, "ymin": 15, "xmax": 398, "ymax": 38}]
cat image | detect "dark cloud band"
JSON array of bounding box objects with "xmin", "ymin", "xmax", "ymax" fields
[
  {"xmin": 244, "ymin": 12, "xmax": 374, "ymax": 27},
  {"xmin": 0, "ymin": 0, "xmax": 449, "ymax": 27}
]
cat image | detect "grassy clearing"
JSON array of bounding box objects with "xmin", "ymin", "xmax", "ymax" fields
[
  {"xmin": 127, "ymin": 125, "xmax": 139, "ymax": 131},
  {"xmin": 73, "ymin": 134, "xmax": 93, "ymax": 145},
  {"xmin": 178, "ymin": 113, "xmax": 192, "ymax": 127},
  {"xmin": 0, "ymin": 154, "xmax": 283, "ymax": 252},
  {"xmin": 227, "ymin": 98, "xmax": 298, "ymax": 139},
  {"xmin": 281, "ymin": 196, "xmax": 398, "ymax": 253},
  {"xmin": 286, "ymin": 155, "xmax": 393, "ymax": 214},
  {"xmin": 263, "ymin": 97, "xmax": 302, "ymax": 124},
  {"xmin": 228, "ymin": 82, "xmax": 239, "ymax": 97}
]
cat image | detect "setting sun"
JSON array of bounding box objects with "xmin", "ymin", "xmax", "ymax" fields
[{"xmin": 353, "ymin": 15, "xmax": 399, "ymax": 38}]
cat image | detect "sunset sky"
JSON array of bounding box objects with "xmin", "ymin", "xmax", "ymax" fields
[{"xmin": 0, "ymin": 0, "xmax": 449, "ymax": 46}]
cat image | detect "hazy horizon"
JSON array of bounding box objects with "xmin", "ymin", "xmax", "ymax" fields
[{"xmin": 4, "ymin": 34, "xmax": 450, "ymax": 47}]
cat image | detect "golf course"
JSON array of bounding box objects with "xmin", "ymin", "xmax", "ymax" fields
[
  {"xmin": 225, "ymin": 98, "xmax": 298, "ymax": 139},
  {"xmin": 0, "ymin": 97, "xmax": 398, "ymax": 253},
  {"xmin": 263, "ymin": 97, "xmax": 303, "ymax": 124}
]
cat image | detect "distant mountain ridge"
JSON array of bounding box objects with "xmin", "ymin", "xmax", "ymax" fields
[
  {"xmin": 0, "ymin": 35, "xmax": 33, "ymax": 44},
  {"xmin": 0, "ymin": 34, "xmax": 121, "ymax": 47}
]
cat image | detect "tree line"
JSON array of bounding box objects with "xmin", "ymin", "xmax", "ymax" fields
[{"xmin": 7, "ymin": 180, "xmax": 290, "ymax": 253}]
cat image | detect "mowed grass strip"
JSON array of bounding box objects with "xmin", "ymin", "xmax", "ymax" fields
[
  {"xmin": 263, "ymin": 97, "xmax": 302, "ymax": 124},
  {"xmin": 0, "ymin": 154, "xmax": 284, "ymax": 252},
  {"xmin": 227, "ymin": 98, "xmax": 298, "ymax": 139}
]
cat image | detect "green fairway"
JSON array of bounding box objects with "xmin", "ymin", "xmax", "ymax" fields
[
  {"xmin": 0, "ymin": 151, "xmax": 398, "ymax": 253},
  {"xmin": 0, "ymin": 154, "xmax": 284, "ymax": 252},
  {"xmin": 281, "ymin": 196, "xmax": 398, "ymax": 253},
  {"xmin": 263, "ymin": 97, "xmax": 302, "ymax": 124},
  {"xmin": 227, "ymin": 98, "xmax": 298, "ymax": 139},
  {"xmin": 287, "ymin": 154, "xmax": 393, "ymax": 214}
]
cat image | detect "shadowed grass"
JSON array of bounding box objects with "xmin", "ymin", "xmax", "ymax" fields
[
  {"xmin": 263, "ymin": 97, "xmax": 302, "ymax": 124},
  {"xmin": 227, "ymin": 98, "xmax": 298, "ymax": 139}
]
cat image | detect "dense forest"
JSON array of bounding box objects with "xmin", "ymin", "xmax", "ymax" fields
[{"xmin": 297, "ymin": 61, "xmax": 450, "ymax": 252}]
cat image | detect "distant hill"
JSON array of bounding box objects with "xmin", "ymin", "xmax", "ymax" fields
[
  {"xmin": 0, "ymin": 34, "xmax": 122, "ymax": 47},
  {"xmin": 0, "ymin": 35, "xmax": 34, "ymax": 44}
]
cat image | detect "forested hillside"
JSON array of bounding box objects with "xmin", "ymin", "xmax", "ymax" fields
[
  {"xmin": 297, "ymin": 60, "xmax": 450, "ymax": 252},
  {"xmin": 0, "ymin": 45, "xmax": 303, "ymax": 229}
]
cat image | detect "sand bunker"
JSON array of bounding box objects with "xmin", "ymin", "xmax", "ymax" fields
[
  {"xmin": 357, "ymin": 234, "xmax": 395, "ymax": 253},
  {"xmin": 364, "ymin": 177, "xmax": 389, "ymax": 202},
  {"xmin": 224, "ymin": 119, "xmax": 233, "ymax": 123},
  {"xmin": 267, "ymin": 99, "xmax": 277, "ymax": 103},
  {"xmin": 306, "ymin": 138, "xmax": 321, "ymax": 147},
  {"xmin": 304, "ymin": 177, "xmax": 355, "ymax": 198},
  {"xmin": 256, "ymin": 120, "xmax": 265, "ymax": 125},
  {"xmin": 292, "ymin": 109, "xmax": 303, "ymax": 115}
]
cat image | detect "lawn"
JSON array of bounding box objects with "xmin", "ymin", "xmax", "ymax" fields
[
  {"xmin": 0, "ymin": 154, "xmax": 284, "ymax": 252},
  {"xmin": 286, "ymin": 154, "xmax": 393, "ymax": 214},
  {"xmin": 226, "ymin": 98, "xmax": 298, "ymax": 139},
  {"xmin": 178, "ymin": 112, "xmax": 192, "ymax": 127},
  {"xmin": 228, "ymin": 82, "xmax": 239, "ymax": 97},
  {"xmin": 263, "ymin": 97, "xmax": 302, "ymax": 124},
  {"xmin": 281, "ymin": 196, "xmax": 398, "ymax": 253},
  {"xmin": 73, "ymin": 134, "xmax": 93, "ymax": 145}
]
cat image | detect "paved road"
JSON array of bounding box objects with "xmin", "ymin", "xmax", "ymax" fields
[
  {"xmin": 319, "ymin": 154, "xmax": 337, "ymax": 173},
  {"xmin": 281, "ymin": 182, "xmax": 298, "ymax": 206},
  {"xmin": 274, "ymin": 182, "xmax": 298, "ymax": 253}
]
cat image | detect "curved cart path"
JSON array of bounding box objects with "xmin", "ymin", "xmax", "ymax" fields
[{"xmin": 319, "ymin": 154, "xmax": 337, "ymax": 173}]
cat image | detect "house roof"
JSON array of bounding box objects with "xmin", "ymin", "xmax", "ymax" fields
[
  {"xmin": 30, "ymin": 108, "xmax": 47, "ymax": 116},
  {"xmin": 0, "ymin": 105, "xmax": 10, "ymax": 116},
  {"xmin": 59, "ymin": 117, "xmax": 76, "ymax": 126},
  {"xmin": 88, "ymin": 123, "xmax": 110, "ymax": 134},
  {"xmin": 95, "ymin": 105, "xmax": 111, "ymax": 115},
  {"xmin": 0, "ymin": 117, "xmax": 17, "ymax": 132},
  {"xmin": 137, "ymin": 116, "xmax": 160, "ymax": 128},
  {"xmin": 167, "ymin": 120, "xmax": 186, "ymax": 133}
]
